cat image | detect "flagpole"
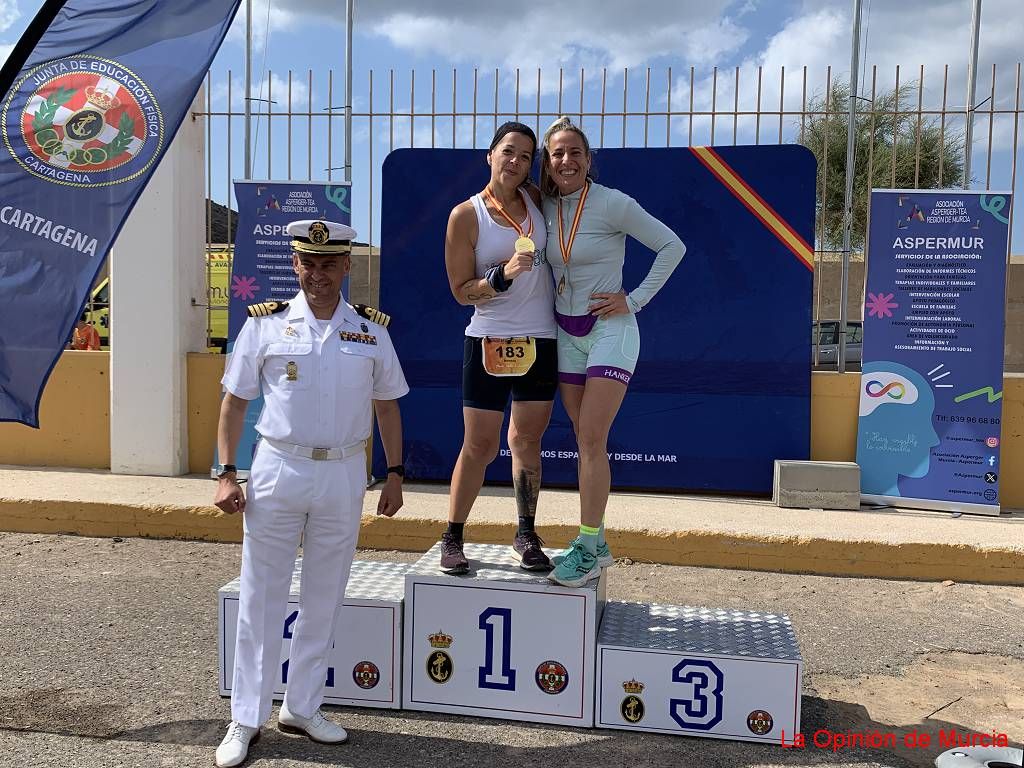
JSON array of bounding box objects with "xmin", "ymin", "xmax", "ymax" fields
[
  {"xmin": 244, "ymin": 0, "xmax": 252, "ymax": 179},
  {"xmin": 963, "ymin": 0, "xmax": 982, "ymax": 189},
  {"xmin": 838, "ymin": 0, "xmax": 863, "ymax": 374},
  {"xmin": 344, "ymin": 0, "xmax": 353, "ymax": 183}
]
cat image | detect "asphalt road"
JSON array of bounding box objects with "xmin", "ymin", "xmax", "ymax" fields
[{"xmin": 1, "ymin": 532, "xmax": 1021, "ymax": 768}]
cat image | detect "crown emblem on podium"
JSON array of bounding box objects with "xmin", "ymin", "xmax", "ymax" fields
[
  {"xmin": 622, "ymin": 679, "xmax": 645, "ymax": 694},
  {"xmin": 84, "ymin": 85, "xmax": 121, "ymax": 112},
  {"xmin": 428, "ymin": 630, "xmax": 453, "ymax": 648}
]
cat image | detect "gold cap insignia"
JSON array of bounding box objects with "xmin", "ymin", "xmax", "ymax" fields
[{"xmin": 308, "ymin": 221, "xmax": 330, "ymax": 245}]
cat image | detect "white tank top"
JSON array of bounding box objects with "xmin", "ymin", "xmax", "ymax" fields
[{"xmin": 464, "ymin": 191, "xmax": 556, "ymax": 339}]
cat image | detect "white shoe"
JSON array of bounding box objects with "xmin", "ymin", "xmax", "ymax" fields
[
  {"xmin": 278, "ymin": 702, "xmax": 348, "ymax": 744},
  {"xmin": 215, "ymin": 721, "xmax": 259, "ymax": 768}
]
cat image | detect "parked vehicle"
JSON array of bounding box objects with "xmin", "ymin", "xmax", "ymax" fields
[
  {"xmin": 813, "ymin": 319, "xmax": 863, "ymax": 370},
  {"xmin": 82, "ymin": 251, "xmax": 231, "ymax": 351}
]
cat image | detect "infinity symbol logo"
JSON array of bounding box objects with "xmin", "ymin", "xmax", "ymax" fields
[{"xmin": 865, "ymin": 380, "xmax": 905, "ymax": 399}]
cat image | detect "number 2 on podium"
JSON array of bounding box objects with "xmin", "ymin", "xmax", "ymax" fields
[{"xmin": 478, "ymin": 607, "xmax": 516, "ymax": 690}]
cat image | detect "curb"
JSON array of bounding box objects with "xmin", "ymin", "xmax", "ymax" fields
[{"xmin": 2, "ymin": 500, "xmax": 1021, "ymax": 586}]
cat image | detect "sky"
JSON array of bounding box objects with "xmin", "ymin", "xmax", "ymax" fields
[{"xmin": 1, "ymin": 0, "xmax": 1022, "ymax": 247}]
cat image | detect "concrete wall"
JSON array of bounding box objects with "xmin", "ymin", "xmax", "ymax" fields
[
  {"xmin": 1005, "ymin": 258, "xmax": 1024, "ymax": 371},
  {"xmin": 3, "ymin": 355, "xmax": 1021, "ymax": 510},
  {"xmin": 186, "ymin": 353, "xmax": 224, "ymax": 475},
  {"xmin": 0, "ymin": 352, "xmax": 110, "ymax": 469}
]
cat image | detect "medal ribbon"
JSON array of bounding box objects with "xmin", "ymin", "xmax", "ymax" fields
[
  {"xmin": 557, "ymin": 181, "xmax": 590, "ymax": 265},
  {"xmin": 482, "ymin": 187, "xmax": 534, "ymax": 239}
]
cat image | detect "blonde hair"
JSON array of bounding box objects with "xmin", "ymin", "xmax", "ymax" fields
[{"xmin": 539, "ymin": 116, "xmax": 593, "ymax": 196}]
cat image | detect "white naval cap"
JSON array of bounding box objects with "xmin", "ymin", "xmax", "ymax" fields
[{"xmin": 287, "ymin": 219, "xmax": 357, "ymax": 255}]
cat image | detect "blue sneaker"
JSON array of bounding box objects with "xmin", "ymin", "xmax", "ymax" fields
[
  {"xmin": 548, "ymin": 539, "xmax": 600, "ymax": 587},
  {"xmin": 553, "ymin": 537, "xmax": 614, "ymax": 568}
]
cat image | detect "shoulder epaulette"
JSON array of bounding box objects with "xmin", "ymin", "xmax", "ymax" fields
[
  {"xmin": 247, "ymin": 301, "xmax": 288, "ymax": 318},
  {"xmin": 354, "ymin": 303, "xmax": 391, "ymax": 328}
]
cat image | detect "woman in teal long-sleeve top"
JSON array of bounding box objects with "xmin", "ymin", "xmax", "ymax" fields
[{"xmin": 540, "ymin": 116, "xmax": 686, "ymax": 587}]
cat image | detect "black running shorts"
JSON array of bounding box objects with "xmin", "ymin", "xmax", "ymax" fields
[{"xmin": 462, "ymin": 336, "xmax": 558, "ymax": 411}]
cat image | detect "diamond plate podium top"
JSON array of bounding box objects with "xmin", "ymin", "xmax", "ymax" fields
[
  {"xmin": 598, "ymin": 601, "xmax": 801, "ymax": 660},
  {"xmin": 220, "ymin": 559, "xmax": 411, "ymax": 602},
  {"xmin": 409, "ymin": 542, "xmax": 602, "ymax": 594}
]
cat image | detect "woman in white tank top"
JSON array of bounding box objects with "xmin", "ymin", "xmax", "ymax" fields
[{"xmin": 440, "ymin": 122, "xmax": 558, "ymax": 576}]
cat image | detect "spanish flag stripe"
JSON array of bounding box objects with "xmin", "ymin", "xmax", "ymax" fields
[
  {"xmin": 689, "ymin": 146, "xmax": 814, "ymax": 271},
  {"xmin": 697, "ymin": 148, "xmax": 811, "ymax": 251},
  {"xmin": 690, "ymin": 146, "xmax": 811, "ymax": 261}
]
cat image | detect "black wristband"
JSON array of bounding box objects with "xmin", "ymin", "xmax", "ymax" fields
[
  {"xmin": 387, "ymin": 464, "xmax": 405, "ymax": 478},
  {"xmin": 484, "ymin": 265, "xmax": 513, "ymax": 293},
  {"xmin": 216, "ymin": 463, "xmax": 237, "ymax": 479}
]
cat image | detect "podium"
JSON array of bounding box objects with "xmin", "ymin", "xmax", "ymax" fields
[
  {"xmin": 595, "ymin": 601, "xmax": 802, "ymax": 743},
  {"xmin": 402, "ymin": 542, "xmax": 606, "ymax": 726},
  {"xmin": 214, "ymin": 546, "xmax": 804, "ymax": 740},
  {"xmin": 219, "ymin": 559, "xmax": 409, "ymax": 709}
]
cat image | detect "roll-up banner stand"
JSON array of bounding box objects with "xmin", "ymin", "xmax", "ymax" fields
[{"xmin": 858, "ymin": 189, "xmax": 1011, "ymax": 515}]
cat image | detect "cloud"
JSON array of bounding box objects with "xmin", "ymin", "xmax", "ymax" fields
[
  {"xmin": 663, "ymin": 0, "xmax": 1024, "ymax": 148},
  {"xmin": 254, "ymin": 72, "xmax": 311, "ymax": 110},
  {"xmin": 0, "ymin": 0, "xmax": 18, "ymax": 34},
  {"xmin": 754, "ymin": 7, "xmax": 846, "ymax": 82},
  {"xmin": 224, "ymin": 0, "xmax": 305, "ymax": 48},
  {"xmin": 771, "ymin": 0, "xmax": 1023, "ymax": 105},
  {"xmin": 321, "ymin": 0, "xmax": 743, "ymax": 71},
  {"xmin": 0, "ymin": 42, "xmax": 13, "ymax": 67},
  {"xmin": 209, "ymin": 70, "xmax": 312, "ymax": 112}
]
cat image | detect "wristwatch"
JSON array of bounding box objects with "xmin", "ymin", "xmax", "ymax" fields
[
  {"xmin": 215, "ymin": 463, "xmax": 237, "ymax": 479},
  {"xmin": 386, "ymin": 464, "xmax": 405, "ymax": 479}
]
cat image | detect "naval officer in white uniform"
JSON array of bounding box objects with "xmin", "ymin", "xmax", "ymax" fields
[{"xmin": 213, "ymin": 219, "xmax": 408, "ymax": 767}]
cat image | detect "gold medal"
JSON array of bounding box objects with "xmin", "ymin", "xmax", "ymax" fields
[
  {"xmin": 557, "ymin": 275, "xmax": 566, "ymax": 295},
  {"xmin": 515, "ymin": 236, "xmax": 536, "ymax": 253},
  {"xmin": 286, "ymin": 361, "xmax": 298, "ymax": 381},
  {"xmin": 482, "ymin": 186, "xmax": 535, "ymax": 256}
]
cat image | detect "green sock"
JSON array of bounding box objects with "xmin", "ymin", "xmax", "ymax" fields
[
  {"xmin": 597, "ymin": 518, "xmax": 606, "ymax": 547},
  {"xmin": 579, "ymin": 524, "xmax": 599, "ymax": 555}
]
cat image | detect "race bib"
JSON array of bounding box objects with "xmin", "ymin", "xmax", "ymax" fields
[{"xmin": 481, "ymin": 337, "xmax": 536, "ymax": 377}]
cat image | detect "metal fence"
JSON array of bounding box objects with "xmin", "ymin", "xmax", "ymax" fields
[{"xmin": 193, "ymin": 64, "xmax": 1024, "ymax": 366}]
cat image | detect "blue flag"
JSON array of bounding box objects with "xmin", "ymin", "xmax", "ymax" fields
[{"xmin": 0, "ymin": 0, "xmax": 241, "ymax": 426}]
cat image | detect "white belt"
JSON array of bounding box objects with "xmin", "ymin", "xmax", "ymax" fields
[{"xmin": 261, "ymin": 437, "xmax": 366, "ymax": 461}]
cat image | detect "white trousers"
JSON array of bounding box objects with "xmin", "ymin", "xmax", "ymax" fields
[{"xmin": 230, "ymin": 440, "xmax": 365, "ymax": 727}]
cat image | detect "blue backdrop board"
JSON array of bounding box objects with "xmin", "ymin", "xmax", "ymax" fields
[
  {"xmin": 858, "ymin": 190, "xmax": 1011, "ymax": 515},
  {"xmin": 221, "ymin": 180, "xmax": 351, "ymax": 474},
  {"xmin": 376, "ymin": 146, "xmax": 815, "ymax": 494}
]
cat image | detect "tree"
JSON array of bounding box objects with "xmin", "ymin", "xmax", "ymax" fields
[{"xmin": 797, "ymin": 80, "xmax": 964, "ymax": 253}]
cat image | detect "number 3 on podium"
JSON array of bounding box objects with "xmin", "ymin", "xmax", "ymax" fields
[
  {"xmin": 478, "ymin": 607, "xmax": 516, "ymax": 690},
  {"xmin": 669, "ymin": 659, "xmax": 724, "ymax": 730}
]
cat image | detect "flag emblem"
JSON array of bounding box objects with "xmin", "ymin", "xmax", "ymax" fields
[
  {"xmin": 352, "ymin": 661, "xmax": 380, "ymax": 690},
  {"xmin": 534, "ymin": 660, "xmax": 569, "ymax": 694},
  {"xmin": 2, "ymin": 54, "xmax": 164, "ymax": 188}
]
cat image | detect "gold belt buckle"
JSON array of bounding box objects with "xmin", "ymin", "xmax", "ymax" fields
[{"xmin": 311, "ymin": 447, "xmax": 330, "ymax": 461}]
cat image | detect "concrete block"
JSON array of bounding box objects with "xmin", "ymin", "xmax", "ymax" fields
[{"xmin": 773, "ymin": 460, "xmax": 860, "ymax": 510}]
